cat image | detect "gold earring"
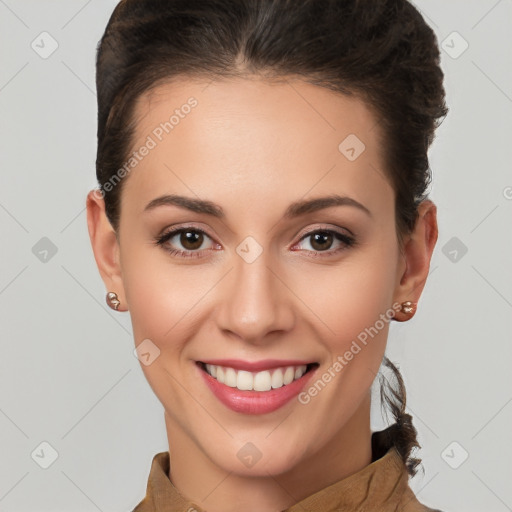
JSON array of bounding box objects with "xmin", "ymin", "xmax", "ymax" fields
[
  {"xmin": 106, "ymin": 292, "xmax": 121, "ymax": 311},
  {"xmin": 400, "ymin": 301, "xmax": 416, "ymax": 315}
]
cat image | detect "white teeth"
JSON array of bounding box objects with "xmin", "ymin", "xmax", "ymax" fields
[
  {"xmin": 225, "ymin": 367, "xmax": 237, "ymax": 387},
  {"xmin": 283, "ymin": 367, "xmax": 295, "ymax": 385},
  {"xmin": 237, "ymin": 370, "xmax": 253, "ymax": 391},
  {"xmin": 204, "ymin": 364, "xmax": 309, "ymax": 391},
  {"xmin": 271, "ymin": 369, "xmax": 284, "ymax": 389},
  {"xmin": 206, "ymin": 363, "xmax": 217, "ymax": 378},
  {"xmin": 254, "ymin": 371, "xmax": 272, "ymax": 391}
]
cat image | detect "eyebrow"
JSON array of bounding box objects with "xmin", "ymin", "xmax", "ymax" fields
[{"xmin": 143, "ymin": 193, "xmax": 372, "ymax": 218}]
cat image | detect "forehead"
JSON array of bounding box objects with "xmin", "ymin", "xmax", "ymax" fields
[
  {"xmin": 132, "ymin": 76, "xmax": 381, "ymax": 149},
  {"xmin": 122, "ymin": 76, "xmax": 391, "ymax": 218}
]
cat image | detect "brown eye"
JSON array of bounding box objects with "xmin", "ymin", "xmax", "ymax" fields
[
  {"xmin": 293, "ymin": 228, "xmax": 356, "ymax": 257},
  {"xmin": 309, "ymin": 231, "xmax": 334, "ymax": 251},
  {"xmin": 155, "ymin": 227, "xmax": 216, "ymax": 258},
  {"xmin": 179, "ymin": 230, "xmax": 204, "ymax": 250}
]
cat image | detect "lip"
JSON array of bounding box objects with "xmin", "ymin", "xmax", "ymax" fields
[
  {"xmin": 197, "ymin": 361, "xmax": 318, "ymax": 415},
  {"xmin": 199, "ymin": 359, "xmax": 314, "ymax": 372}
]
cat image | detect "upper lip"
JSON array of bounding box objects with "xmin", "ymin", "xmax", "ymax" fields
[{"xmin": 198, "ymin": 359, "xmax": 316, "ymax": 372}]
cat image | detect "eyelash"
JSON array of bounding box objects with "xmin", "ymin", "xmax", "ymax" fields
[{"xmin": 153, "ymin": 225, "xmax": 357, "ymax": 260}]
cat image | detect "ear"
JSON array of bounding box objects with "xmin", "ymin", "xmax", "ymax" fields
[
  {"xmin": 86, "ymin": 189, "xmax": 128, "ymax": 311},
  {"xmin": 393, "ymin": 199, "xmax": 438, "ymax": 322}
]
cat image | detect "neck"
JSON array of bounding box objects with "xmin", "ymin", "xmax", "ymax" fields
[{"xmin": 165, "ymin": 394, "xmax": 373, "ymax": 512}]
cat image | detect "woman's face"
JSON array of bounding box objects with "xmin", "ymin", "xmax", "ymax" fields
[{"xmin": 100, "ymin": 77, "xmax": 408, "ymax": 475}]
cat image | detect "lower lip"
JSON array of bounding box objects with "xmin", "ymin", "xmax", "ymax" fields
[{"xmin": 198, "ymin": 364, "xmax": 317, "ymax": 415}]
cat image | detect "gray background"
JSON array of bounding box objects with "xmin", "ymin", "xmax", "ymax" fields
[{"xmin": 0, "ymin": 1, "xmax": 511, "ymax": 511}]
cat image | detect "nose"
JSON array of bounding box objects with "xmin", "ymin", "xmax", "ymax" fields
[{"xmin": 214, "ymin": 250, "xmax": 295, "ymax": 345}]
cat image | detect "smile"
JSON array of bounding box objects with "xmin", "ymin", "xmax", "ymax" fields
[
  {"xmin": 203, "ymin": 363, "xmax": 309, "ymax": 391},
  {"xmin": 197, "ymin": 360, "xmax": 319, "ymax": 414}
]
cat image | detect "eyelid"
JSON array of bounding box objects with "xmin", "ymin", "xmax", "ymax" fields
[
  {"xmin": 158, "ymin": 222, "xmax": 212, "ymax": 235},
  {"xmin": 292, "ymin": 223, "xmax": 354, "ymax": 244},
  {"xmin": 157, "ymin": 223, "xmax": 217, "ymax": 243}
]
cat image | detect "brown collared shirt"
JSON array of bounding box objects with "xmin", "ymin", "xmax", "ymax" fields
[{"xmin": 133, "ymin": 426, "xmax": 443, "ymax": 512}]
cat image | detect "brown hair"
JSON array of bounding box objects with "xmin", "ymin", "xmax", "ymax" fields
[{"xmin": 95, "ymin": 0, "xmax": 448, "ymax": 476}]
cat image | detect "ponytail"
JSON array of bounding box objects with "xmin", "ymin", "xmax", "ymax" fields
[{"xmin": 378, "ymin": 356, "xmax": 422, "ymax": 476}]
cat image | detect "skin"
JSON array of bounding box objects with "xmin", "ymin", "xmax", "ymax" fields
[{"xmin": 86, "ymin": 76, "xmax": 437, "ymax": 512}]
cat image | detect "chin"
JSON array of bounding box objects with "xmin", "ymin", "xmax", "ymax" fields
[
  {"xmin": 199, "ymin": 428, "xmax": 313, "ymax": 478},
  {"xmin": 219, "ymin": 447, "xmax": 304, "ymax": 478}
]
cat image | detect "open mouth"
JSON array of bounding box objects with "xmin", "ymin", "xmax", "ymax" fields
[{"xmin": 197, "ymin": 361, "xmax": 319, "ymax": 392}]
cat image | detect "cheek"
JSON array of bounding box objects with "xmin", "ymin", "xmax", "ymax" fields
[
  {"xmin": 119, "ymin": 242, "xmax": 215, "ymax": 414},
  {"xmin": 292, "ymin": 240, "xmax": 399, "ymax": 351},
  {"xmin": 120, "ymin": 239, "xmax": 216, "ymax": 344},
  {"xmin": 289, "ymin": 251, "xmax": 398, "ymax": 444}
]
